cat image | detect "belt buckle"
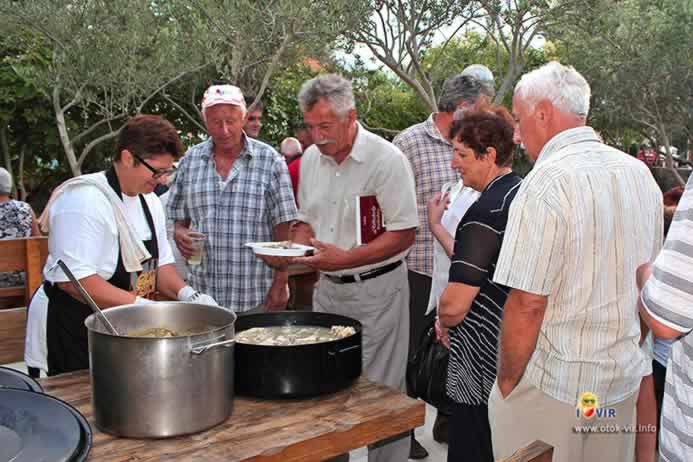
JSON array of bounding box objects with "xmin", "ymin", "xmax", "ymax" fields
[{"xmin": 325, "ymin": 274, "xmax": 345, "ymax": 284}]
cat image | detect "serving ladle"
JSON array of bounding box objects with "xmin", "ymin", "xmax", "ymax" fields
[{"xmin": 50, "ymin": 259, "xmax": 120, "ymax": 336}]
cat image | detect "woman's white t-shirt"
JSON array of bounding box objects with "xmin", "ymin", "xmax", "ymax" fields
[{"xmin": 25, "ymin": 174, "xmax": 176, "ymax": 372}]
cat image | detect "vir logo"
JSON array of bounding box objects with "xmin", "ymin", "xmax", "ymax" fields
[{"xmin": 576, "ymin": 392, "xmax": 616, "ymax": 419}]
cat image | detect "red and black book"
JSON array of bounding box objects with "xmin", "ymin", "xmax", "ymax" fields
[{"xmin": 355, "ymin": 195, "xmax": 385, "ymax": 245}]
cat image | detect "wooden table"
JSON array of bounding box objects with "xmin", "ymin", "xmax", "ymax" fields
[{"xmin": 40, "ymin": 371, "xmax": 425, "ymax": 461}]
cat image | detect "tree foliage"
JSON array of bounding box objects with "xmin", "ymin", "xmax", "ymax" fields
[
  {"xmin": 346, "ymin": 0, "xmax": 485, "ymax": 111},
  {"xmin": 0, "ymin": 0, "xmax": 368, "ymax": 177},
  {"xmin": 0, "ymin": 32, "xmax": 69, "ymax": 201},
  {"xmin": 1, "ymin": 0, "xmax": 205, "ymax": 175},
  {"xmin": 548, "ymin": 0, "xmax": 693, "ymax": 176},
  {"xmin": 422, "ymin": 31, "xmax": 547, "ymax": 107}
]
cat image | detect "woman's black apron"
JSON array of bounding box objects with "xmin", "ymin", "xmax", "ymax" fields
[{"xmin": 45, "ymin": 167, "xmax": 159, "ymax": 376}]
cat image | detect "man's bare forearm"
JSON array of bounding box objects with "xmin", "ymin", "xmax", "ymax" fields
[
  {"xmin": 290, "ymin": 221, "xmax": 315, "ymax": 245},
  {"xmin": 497, "ymin": 289, "xmax": 547, "ymax": 394},
  {"xmin": 272, "ymin": 222, "xmax": 291, "ymax": 282}
]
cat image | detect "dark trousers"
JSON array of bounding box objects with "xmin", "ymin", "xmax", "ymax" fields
[
  {"xmin": 407, "ymin": 270, "xmax": 433, "ymax": 361},
  {"xmin": 653, "ymin": 359, "xmax": 667, "ymax": 448},
  {"xmin": 448, "ymin": 401, "xmax": 493, "ymax": 462}
]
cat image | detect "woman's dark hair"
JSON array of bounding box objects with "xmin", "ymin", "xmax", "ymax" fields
[
  {"xmin": 449, "ymin": 105, "xmax": 515, "ymax": 167},
  {"xmin": 113, "ymin": 114, "xmax": 183, "ymax": 163}
]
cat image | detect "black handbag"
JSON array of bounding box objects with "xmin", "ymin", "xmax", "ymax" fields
[{"xmin": 406, "ymin": 316, "xmax": 455, "ymax": 414}]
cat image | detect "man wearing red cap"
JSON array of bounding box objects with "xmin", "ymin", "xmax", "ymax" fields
[{"xmin": 166, "ymin": 84, "xmax": 298, "ymax": 313}]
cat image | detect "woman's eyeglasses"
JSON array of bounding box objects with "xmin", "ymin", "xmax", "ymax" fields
[{"xmin": 131, "ymin": 152, "xmax": 176, "ymax": 179}]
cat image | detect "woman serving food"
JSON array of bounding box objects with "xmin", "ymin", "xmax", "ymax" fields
[{"xmin": 26, "ymin": 115, "xmax": 217, "ymax": 376}]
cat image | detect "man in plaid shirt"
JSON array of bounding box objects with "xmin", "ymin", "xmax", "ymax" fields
[
  {"xmin": 166, "ymin": 84, "xmax": 298, "ymax": 312},
  {"xmin": 393, "ymin": 66, "xmax": 495, "ymax": 458}
]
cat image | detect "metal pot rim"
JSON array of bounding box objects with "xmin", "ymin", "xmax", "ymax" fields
[{"xmin": 84, "ymin": 301, "xmax": 236, "ymax": 339}]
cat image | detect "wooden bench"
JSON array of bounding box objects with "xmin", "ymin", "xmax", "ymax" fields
[
  {"xmin": 0, "ymin": 237, "xmax": 49, "ymax": 364},
  {"xmin": 502, "ymin": 440, "xmax": 553, "ymax": 462}
]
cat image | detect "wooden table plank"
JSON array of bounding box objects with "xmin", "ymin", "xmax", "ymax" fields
[{"xmin": 40, "ymin": 371, "xmax": 424, "ymax": 461}]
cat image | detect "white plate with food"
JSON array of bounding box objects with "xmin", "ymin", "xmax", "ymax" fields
[{"xmin": 245, "ymin": 241, "xmax": 315, "ymax": 257}]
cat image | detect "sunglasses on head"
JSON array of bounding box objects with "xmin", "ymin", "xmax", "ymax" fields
[{"xmin": 130, "ymin": 151, "xmax": 176, "ymax": 179}]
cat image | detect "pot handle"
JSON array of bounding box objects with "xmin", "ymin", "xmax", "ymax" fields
[
  {"xmin": 327, "ymin": 344, "xmax": 360, "ymax": 374},
  {"xmin": 330, "ymin": 344, "xmax": 360, "ymax": 355},
  {"xmin": 191, "ymin": 338, "xmax": 236, "ymax": 355}
]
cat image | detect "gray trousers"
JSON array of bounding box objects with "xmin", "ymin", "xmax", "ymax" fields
[{"xmin": 315, "ymin": 262, "xmax": 411, "ymax": 462}]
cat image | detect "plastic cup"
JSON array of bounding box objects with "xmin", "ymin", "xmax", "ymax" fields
[{"xmin": 187, "ymin": 232, "xmax": 206, "ymax": 266}]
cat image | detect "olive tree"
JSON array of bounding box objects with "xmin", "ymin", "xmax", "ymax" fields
[
  {"xmin": 159, "ymin": 0, "xmax": 369, "ymax": 128},
  {"xmin": 548, "ymin": 0, "xmax": 693, "ymax": 182},
  {"xmin": 345, "ymin": 0, "xmax": 485, "ymax": 112},
  {"xmin": 0, "ymin": 0, "xmax": 209, "ymax": 176},
  {"xmin": 1, "ymin": 0, "xmax": 370, "ymax": 176}
]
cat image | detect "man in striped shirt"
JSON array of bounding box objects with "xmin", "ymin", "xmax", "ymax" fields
[
  {"xmin": 489, "ymin": 62, "xmax": 663, "ymax": 462},
  {"xmin": 639, "ymin": 175, "xmax": 693, "ymax": 462}
]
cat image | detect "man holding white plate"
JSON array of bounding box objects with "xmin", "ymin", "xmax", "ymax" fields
[{"xmin": 261, "ymin": 74, "xmax": 418, "ymax": 462}]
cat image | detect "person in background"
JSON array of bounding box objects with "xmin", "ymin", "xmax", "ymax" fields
[
  {"xmin": 287, "ymin": 122, "xmax": 314, "ymax": 201},
  {"xmin": 490, "ymin": 62, "xmax": 662, "ymax": 462},
  {"xmin": 663, "ymin": 186, "xmax": 683, "ymax": 236},
  {"xmin": 0, "ymin": 166, "xmax": 41, "ymax": 296},
  {"xmin": 29, "ymin": 115, "xmax": 217, "ymax": 376},
  {"xmin": 293, "ymin": 121, "xmax": 314, "ymax": 152},
  {"xmin": 1, "ymin": 166, "xmax": 41, "ymax": 375},
  {"xmin": 280, "ymin": 137, "xmax": 303, "ymax": 164},
  {"xmin": 393, "ymin": 70, "xmax": 494, "ymax": 456},
  {"xmin": 243, "ymin": 94, "xmax": 264, "ymax": 140},
  {"xmin": 289, "ymin": 74, "xmax": 418, "ymax": 462},
  {"xmin": 167, "ymin": 84, "xmax": 297, "ymax": 313},
  {"xmin": 460, "ymin": 64, "xmax": 495, "ymax": 102}
]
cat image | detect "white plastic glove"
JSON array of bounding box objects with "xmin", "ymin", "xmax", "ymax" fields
[
  {"xmin": 177, "ymin": 285, "xmax": 219, "ymax": 306},
  {"xmin": 135, "ymin": 296, "xmax": 156, "ymax": 305}
]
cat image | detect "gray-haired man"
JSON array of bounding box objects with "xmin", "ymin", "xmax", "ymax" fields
[
  {"xmin": 392, "ymin": 67, "xmax": 495, "ymax": 457},
  {"xmin": 491, "ymin": 61, "xmax": 662, "ymax": 462},
  {"xmin": 291, "ymin": 74, "xmax": 419, "ymax": 462}
]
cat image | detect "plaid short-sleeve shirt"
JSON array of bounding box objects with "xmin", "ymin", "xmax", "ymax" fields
[
  {"xmin": 393, "ymin": 115, "xmax": 458, "ymax": 276},
  {"xmin": 166, "ymin": 136, "xmax": 298, "ymax": 312}
]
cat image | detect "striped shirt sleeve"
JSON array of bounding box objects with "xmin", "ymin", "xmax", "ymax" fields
[
  {"xmin": 641, "ymin": 178, "xmax": 693, "ymax": 333},
  {"xmin": 493, "ymin": 187, "xmax": 565, "ymax": 296}
]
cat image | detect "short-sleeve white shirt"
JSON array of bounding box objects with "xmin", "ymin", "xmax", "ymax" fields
[{"xmin": 43, "ymin": 171, "xmax": 175, "ymax": 283}]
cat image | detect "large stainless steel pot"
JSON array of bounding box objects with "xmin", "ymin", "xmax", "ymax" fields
[{"xmin": 84, "ymin": 302, "xmax": 236, "ymax": 438}]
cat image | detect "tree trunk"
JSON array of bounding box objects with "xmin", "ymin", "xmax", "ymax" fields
[
  {"xmin": 17, "ymin": 145, "xmax": 27, "ymax": 201},
  {"xmin": 0, "ymin": 126, "xmax": 16, "ymax": 197},
  {"xmin": 658, "ymin": 123, "xmax": 685, "ymax": 187},
  {"xmin": 52, "ymin": 86, "xmax": 81, "ymax": 177},
  {"xmin": 495, "ymin": 50, "xmax": 523, "ymax": 104}
]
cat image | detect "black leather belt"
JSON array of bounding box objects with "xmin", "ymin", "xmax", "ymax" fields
[{"xmin": 323, "ymin": 260, "xmax": 402, "ymax": 284}]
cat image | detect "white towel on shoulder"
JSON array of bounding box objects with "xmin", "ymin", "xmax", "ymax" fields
[{"xmin": 38, "ymin": 172, "xmax": 151, "ymax": 272}]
